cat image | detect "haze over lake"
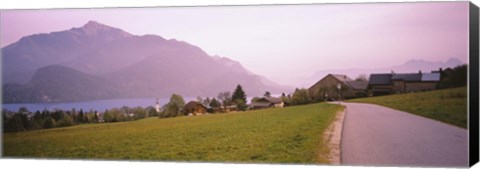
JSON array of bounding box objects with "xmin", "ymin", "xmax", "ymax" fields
[{"xmin": 2, "ymin": 98, "xmax": 166, "ymax": 112}]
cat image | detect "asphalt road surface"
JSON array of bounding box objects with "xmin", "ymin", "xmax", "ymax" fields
[{"xmin": 340, "ymin": 102, "xmax": 468, "ymax": 167}]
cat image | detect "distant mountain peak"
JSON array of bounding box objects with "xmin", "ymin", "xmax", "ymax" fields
[
  {"xmin": 77, "ymin": 20, "xmax": 132, "ymax": 37},
  {"xmin": 446, "ymin": 58, "xmax": 463, "ymax": 65},
  {"xmin": 83, "ymin": 20, "xmax": 111, "ymax": 30}
]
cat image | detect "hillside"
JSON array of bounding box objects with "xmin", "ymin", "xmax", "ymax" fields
[
  {"xmin": 3, "ymin": 103, "xmax": 342, "ymax": 163},
  {"xmin": 2, "ymin": 65, "xmax": 122, "ymax": 103},
  {"xmin": 2, "ymin": 21, "xmax": 132, "ymax": 84},
  {"xmin": 2, "ymin": 21, "xmax": 290, "ymax": 102},
  {"xmin": 348, "ymin": 87, "xmax": 467, "ymax": 128}
]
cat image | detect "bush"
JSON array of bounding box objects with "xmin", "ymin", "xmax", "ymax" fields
[
  {"xmin": 290, "ymin": 88, "xmax": 313, "ymax": 105},
  {"xmin": 43, "ymin": 117, "xmax": 56, "ymax": 129},
  {"xmin": 56, "ymin": 114, "xmax": 75, "ymax": 127},
  {"xmin": 133, "ymin": 107, "xmax": 147, "ymax": 120},
  {"xmin": 31, "ymin": 119, "xmax": 45, "ymax": 130}
]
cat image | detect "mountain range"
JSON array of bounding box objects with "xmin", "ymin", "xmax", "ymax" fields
[{"xmin": 2, "ymin": 21, "xmax": 291, "ymax": 103}]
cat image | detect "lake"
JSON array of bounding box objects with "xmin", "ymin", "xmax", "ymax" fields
[
  {"xmin": 2, "ymin": 96, "xmax": 262, "ymax": 112},
  {"xmin": 1, "ymin": 97, "xmax": 175, "ymax": 112}
]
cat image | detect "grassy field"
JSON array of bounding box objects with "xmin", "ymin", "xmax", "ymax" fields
[
  {"xmin": 3, "ymin": 103, "xmax": 342, "ymax": 164},
  {"xmin": 349, "ymin": 87, "xmax": 467, "ymax": 128}
]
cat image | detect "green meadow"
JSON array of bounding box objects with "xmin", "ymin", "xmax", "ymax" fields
[
  {"xmin": 3, "ymin": 103, "xmax": 342, "ymax": 164},
  {"xmin": 349, "ymin": 87, "xmax": 467, "ymax": 128}
]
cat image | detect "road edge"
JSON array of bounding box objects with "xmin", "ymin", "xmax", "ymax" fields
[{"xmin": 323, "ymin": 105, "xmax": 346, "ymax": 165}]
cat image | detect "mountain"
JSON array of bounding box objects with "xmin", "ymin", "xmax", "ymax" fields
[
  {"xmin": 304, "ymin": 58, "xmax": 464, "ymax": 87},
  {"xmin": 3, "ymin": 65, "xmax": 122, "ymax": 103},
  {"xmin": 2, "ymin": 21, "xmax": 132, "ymax": 84},
  {"xmin": 2, "ymin": 21, "xmax": 290, "ymax": 102}
]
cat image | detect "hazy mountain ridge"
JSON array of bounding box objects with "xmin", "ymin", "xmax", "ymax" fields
[
  {"xmin": 3, "ymin": 65, "xmax": 123, "ymax": 103},
  {"xmin": 2, "ymin": 21, "xmax": 290, "ymax": 103},
  {"xmin": 2, "ymin": 21, "xmax": 133, "ymax": 84}
]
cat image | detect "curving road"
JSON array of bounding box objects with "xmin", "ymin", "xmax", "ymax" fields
[{"xmin": 340, "ymin": 102, "xmax": 468, "ymax": 167}]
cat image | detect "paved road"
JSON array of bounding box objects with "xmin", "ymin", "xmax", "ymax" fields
[{"xmin": 341, "ymin": 102, "xmax": 468, "ymax": 167}]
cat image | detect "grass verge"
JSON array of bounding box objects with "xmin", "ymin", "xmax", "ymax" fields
[{"xmin": 348, "ymin": 87, "xmax": 467, "ymax": 128}]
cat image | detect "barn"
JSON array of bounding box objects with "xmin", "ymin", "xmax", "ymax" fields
[
  {"xmin": 183, "ymin": 101, "xmax": 208, "ymax": 116},
  {"xmin": 308, "ymin": 74, "xmax": 368, "ymax": 100},
  {"xmin": 369, "ymin": 71, "xmax": 441, "ymax": 96}
]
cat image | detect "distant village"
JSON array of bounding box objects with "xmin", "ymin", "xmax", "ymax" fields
[
  {"xmin": 169, "ymin": 66, "xmax": 465, "ymax": 117},
  {"xmin": 2, "ymin": 65, "xmax": 466, "ymax": 133}
]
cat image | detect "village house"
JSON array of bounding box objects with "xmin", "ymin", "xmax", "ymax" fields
[
  {"xmin": 212, "ymin": 105, "xmax": 238, "ymax": 113},
  {"xmin": 308, "ymin": 74, "xmax": 368, "ymax": 100},
  {"xmin": 183, "ymin": 101, "xmax": 208, "ymax": 116},
  {"xmin": 249, "ymin": 96, "xmax": 284, "ymax": 110},
  {"xmin": 369, "ymin": 70, "xmax": 441, "ymax": 96}
]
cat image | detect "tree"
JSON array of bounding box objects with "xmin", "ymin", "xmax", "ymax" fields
[
  {"xmin": 264, "ymin": 91, "xmax": 271, "ymax": 97},
  {"xmin": 84, "ymin": 111, "xmax": 93, "ymax": 123},
  {"xmin": 437, "ymin": 64, "xmax": 468, "ymax": 89},
  {"xmin": 355, "ymin": 74, "xmax": 368, "ymax": 81},
  {"xmin": 41, "ymin": 109, "xmax": 50, "ymax": 119},
  {"xmin": 2, "ymin": 111, "xmax": 8, "ymax": 124},
  {"xmin": 217, "ymin": 92, "xmax": 232, "ymax": 112},
  {"xmin": 291, "ymin": 88, "xmax": 313, "ymax": 105},
  {"xmin": 209, "ymin": 98, "xmax": 221, "ymax": 108},
  {"xmin": 133, "ymin": 107, "xmax": 147, "ymax": 120},
  {"xmin": 281, "ymin": 93, "xmax": 290, "ymax": 106},
  {"xmin": 4, "ymin": 113, "xmax": 26, "ymax": 132},
  {"xmin": 234, "ymin": 99, "xmax": 248, "ymax": 111},
  {"xmin": 146, "ymin": 106, "xmax": 158, "ymax": 117},
  {"xmin": 103, "ymin": 110, "xmax": 113, "ymax": 122},
  {"xmin": 232, "ymin": 85, "xmax": 247, "ymax": 103},
  {"xmin": 109, "ymin": 108, "xmax": 126, "ymax": 122},
  {"xmin": 78, "ymin": 109, "xmax": 84, "ymax": 124},
  {"xmin": 51, "ymin": 110, "xmax": 65, "ymax": 122},
  {"xmin": 31, "ymin": 111, "xmax": 44, "ymax": 130},
  {"xmin": 19, "ymin": 112, "xmax": 32, "ymax": 130},
  {"xmin": 94, "ymin": 111, "xmax": 99, "ymax": 123},
  {"xmin": 18, "ymin": 107, "xmax": 29, "ymax": 114},
  {"xmin": 43, "ymin": 117, "xmax": 56, "ymax": 129},
  {"xmin": 159, "ymin": 94, "xmax": 185, "ymax": 118},
  {"xmin": 202, "ymin": 97, "xmax": 212, "ymax": 107},
  {"xmin": 232, "ymin": 85, "xmax": 247, "ymax": 111},
  {"xmin": 56, "ymin": 114, "xmax": 75, "ymax": 127}
]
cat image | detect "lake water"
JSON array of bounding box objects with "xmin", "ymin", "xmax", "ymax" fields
[
  {"xmin": 2, "ymin": 96, "xmax": 261, "ymax": 112},
  {"xmin": 1, "ymin": 97, "xmax": 177, "ymax": 112}
]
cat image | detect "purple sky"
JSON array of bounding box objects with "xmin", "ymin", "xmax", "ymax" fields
[{"xmin": 0, "ymin": 2, "xmax": 469, "ymax": 86}]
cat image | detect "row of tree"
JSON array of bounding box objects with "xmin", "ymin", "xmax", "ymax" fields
[
  {"xmin": 2, "ymin": 106, "xmax": 158, "ymax": 132},
  {"xmin": 3, "ymin": 83, "xmax": 320, "ymax": 132},
  {"xmin": 437, "ymin": 64, "xmax": 468, "ymax": 89}
]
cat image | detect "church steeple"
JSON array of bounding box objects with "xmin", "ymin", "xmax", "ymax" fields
[{"xmin": 155, "ymin": 98, "xmax": 160, "ymax": 112}]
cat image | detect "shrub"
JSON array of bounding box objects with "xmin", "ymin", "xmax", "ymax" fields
[
  {"xmin": 290, "ymin": 88, "xmax": 313, "ymax": 105},
  {"xmin": 43, "ymin": 117, "xmax": 56, "ymax": 129},
  {"xmin": 56, "ymin": 114, "xmax": 75, "ymax": 127}
]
